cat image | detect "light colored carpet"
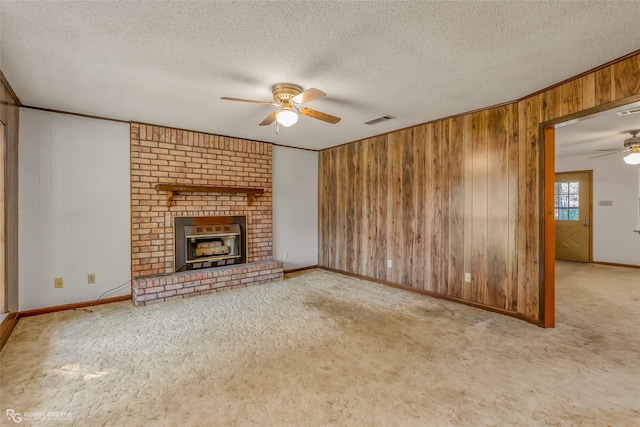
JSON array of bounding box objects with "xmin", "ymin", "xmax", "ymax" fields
[{"xmin": 1, "ymin": 262, "xmax": 639, "ymax": 426}]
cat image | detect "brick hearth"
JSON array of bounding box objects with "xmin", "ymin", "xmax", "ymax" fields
[{"xmin": 132, "ymin": 260, "xmax": 283, "ymax": 306}]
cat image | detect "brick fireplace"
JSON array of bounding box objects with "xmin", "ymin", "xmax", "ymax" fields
[{"xmin": 129, "ymin": 123, "xmax": 283, "ymax": 306}]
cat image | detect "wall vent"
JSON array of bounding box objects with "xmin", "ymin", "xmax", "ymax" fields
[
  {"xmin": 364, "ymin": 115, "xmax": 396, "ymax": 125},
  {"xmin": 616, "ymin": 108, "xmax": 640, "ymax": 116}
]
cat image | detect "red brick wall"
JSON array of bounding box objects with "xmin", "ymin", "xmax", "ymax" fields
[{"xmin": 130, "ymin": 123, "xmax": 273, "ymax": 278}]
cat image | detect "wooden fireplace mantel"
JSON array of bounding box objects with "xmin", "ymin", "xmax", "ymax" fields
[{"xmin": 155, "ymin": 184, "xmax": 264, "ymax": 207}]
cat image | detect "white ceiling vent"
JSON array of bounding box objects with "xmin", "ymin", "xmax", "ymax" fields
[
  {"xmin": 616, "ymin": 108, "xmax": 640, "ymax": 116},
  {"xmin": 364, "ymin": 115, "xmax": 396, "ymax": 125}
]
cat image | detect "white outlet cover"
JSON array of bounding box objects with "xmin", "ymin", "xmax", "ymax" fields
[
  {"xmin": 465, "ymin": 272, "xmax": 471, "ymax": 283},
  {"xmin": 387, "ymin": 260, "xmax": 392, "ymax": 268}
]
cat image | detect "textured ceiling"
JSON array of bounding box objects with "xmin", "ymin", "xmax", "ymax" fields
[
  {"xmin": 1, "ymin": 1, "xmax": 640, "ymax": 150},
  {"xmin": 555, "ymin": 102, "xmax": 640, "ymax": 158}
]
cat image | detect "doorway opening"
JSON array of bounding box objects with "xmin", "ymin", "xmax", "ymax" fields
[{"xmin": 542, "ymin": 97, "xmax": 640, "ymax": 328}]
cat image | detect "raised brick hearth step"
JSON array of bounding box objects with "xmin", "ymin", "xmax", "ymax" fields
[{"xmin": 132, "ymin": 260, "xmax": 283, "ymax": 307}]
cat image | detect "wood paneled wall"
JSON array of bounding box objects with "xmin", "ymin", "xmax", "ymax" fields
[{"xmin": 319, "ymin": 52, "xmax": 640, "ymax": 325}]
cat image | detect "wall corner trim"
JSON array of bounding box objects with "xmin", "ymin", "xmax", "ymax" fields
[
  {"xmin": 0, "ymin": 69, "xmax": 22, "ymax": 106},
  {"xmin": 0, "ymin": 312, "xmax": 19, "ymax": 350}
]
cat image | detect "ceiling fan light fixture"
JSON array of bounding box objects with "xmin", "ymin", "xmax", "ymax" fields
[
  {"xmin": 276, "ymin": 109, "xmax": 298, "ymax": 127},
  {"xmin": 623, "ymin": 147, "xmax": 640, "ymax": 165}
]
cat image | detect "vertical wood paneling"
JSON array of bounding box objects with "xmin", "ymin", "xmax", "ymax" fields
[
  {"xmin": 560, "ymin": 79, "xmax": 583, "ymax": 116},
  {"xmin": 594, "ymin": 67, "xmax": 612, "ymax": 106},
  {"xmin": 346, "ymin": 142, "xmax": 362, "ymax": 273},
  {"xmin": 360, "ymin": 140, "xmax": 370, "ymax": 276},
  {"xmin": 611, "ymin": 55, "xmax": 640, "ymax": 100},
  {"xmin": 363, "ymin": 138, "xmax": 378, "ymax": 279},
  {"xmin": 471, "ymin": 111, "xmax": 488, "ymax": 304},
  {"xmin": 581, "ymin": 73, "xmax": 596, "ymax": 110},
  {"xmin": 462, "ymin": 114, "xmax": 474, "ymax": 301},
  {"xmin": 430, "ymin": 121, "xmax": 444, "ymax": 293},
  {"xmin": 327, "ymin": 149, "xmax": 337, "ymax": 269},
  {"xmin": 317, "ymin": 52, "xmax": 639, "ymax": 325},
  {"xmin": 401, "ymin": 129, "xmax": 416, "ymax": 287},
  {"xmin": 486, "ymin": 106, "xmax": 509, "ymax": 308},
  {"xmin": 540, "ymin": 86, "xmax": 560, "ymax": 122},
  {"xmin": 413, "ymin": 125, "xmax": 427, "ymax": 290},
  {"xmin": 317, "ymin": 151, "xmax": 326, "ymax": 266},
  {"xmin": 423, "ymin": 124, "xmax": 434, "ymax": 290},
  {"xmin": 377, "ymin": 137, "xmax": 389, "ymax": 280},
  {"xmin": 359, "ymin": 141, "xmax": 369, "ymax": 276},
  {"xmin": 448, "ymin": 117, "xmax": 465, "ymax": 298},
  {"xmin": 517, "ymin": 95, "xmax": 541, "ymax": 319},
  {"xmin": 440, "ymin": 120, "xmax": 451, "ymax": 294},
  {"xmin": 386, "ymin": 132, "xmax": 399, "ymax": 283},
  {"xmin": 507, "ymin": 103, "xmax": 519, "ymax": 312},
  {"xmin": 336, "ymin": 145, "xmax": 348, "ymax": 271},
  {"xmin": 319, "ymin": 150, "xmax": 327, "ymax": 266}
]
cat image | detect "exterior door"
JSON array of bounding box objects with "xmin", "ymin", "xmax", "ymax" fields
[{"xmin": 555, "ymin": 171, "xmax": 592, "ymax": 262}]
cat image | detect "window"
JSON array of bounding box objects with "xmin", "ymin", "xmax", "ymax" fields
[{"xmin": 554, "ymin": 181, "xmax": 579, "ymax": 221}]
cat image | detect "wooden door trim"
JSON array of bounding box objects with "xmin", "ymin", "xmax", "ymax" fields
[{"xmin": 542, "ymin": 127, "xmax": 555, "ymax": 328}]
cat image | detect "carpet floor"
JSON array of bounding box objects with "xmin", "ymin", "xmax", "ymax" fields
[{"xmin": 1, "ymin": 262, "xmax": 639, "ymax": 426}]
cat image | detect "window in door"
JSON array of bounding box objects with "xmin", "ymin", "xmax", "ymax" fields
[{"xmin": 554, "ymin": 181, "xmax": 580, "ymax": 221}]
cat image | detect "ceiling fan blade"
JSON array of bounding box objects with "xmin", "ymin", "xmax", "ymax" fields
[
  {"xmin": 221, "ymin": 97, "xmax": 276, "ymax": 106},
  {"xmin": 299, "ymin": 107, "xmax": 341, "ymax": 124},
  {"xmin": 292, "ymin": 88, "xmax": 325, "ymax": 104},
  {"xmin": 588, "ymin": 148, "xmax": 628, "ymax": 159},
  {"xmin": 259, "ymin": 111, "xmax": 278, "ymax": 126},
  {"xmin": 596, "ymin": 148, "xmax": 622, "ymax": 152}
]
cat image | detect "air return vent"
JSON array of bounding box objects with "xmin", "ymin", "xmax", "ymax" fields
[
  {"xmin": 617, "ymin": 108, "xmax": 640, "ymax": 116},
  {"xmin": 364, "ymin": 115, "xmax": 396, "ymax": 125}
]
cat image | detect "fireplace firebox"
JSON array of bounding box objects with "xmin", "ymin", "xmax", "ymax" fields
[{"xmin": 174, "ymin": 216, "xmax": 247, "ymax": 272}]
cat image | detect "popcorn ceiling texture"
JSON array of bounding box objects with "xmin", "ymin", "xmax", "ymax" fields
[
  {"xmin": 3, "ymin": 2, "xmax": 640, "ymax": 150},
  {"xmin": 130, "ymin": 123, "xmax": 273, "ymax": 278}
]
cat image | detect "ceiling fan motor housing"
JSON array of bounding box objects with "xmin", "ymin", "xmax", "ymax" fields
[
  {"xmin": 272, "ymin": 83, "xmax": 303, "ymax": 103},
  {"xmin": 624, "ymin": 130, "xmax": 640, "ymax": 148}
]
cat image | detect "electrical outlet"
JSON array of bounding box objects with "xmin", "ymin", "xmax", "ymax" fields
[
  {"xmin": 387, "ymin": 259, "xmax": 392, "ymax": 269},
  {"xmin": 54, "ymin": 277, "xmax": 64, "ymax": 288},
  {"xmin": 283, "ymin": 251, "xmax": 289, "ymax": 260},
  {"xmin": 87, "ymin": 274, "xmax": 95, "ymax": 284},
  {"xmin": 465, "ymin": 272, "xmax": 471, "ymax": 283}
]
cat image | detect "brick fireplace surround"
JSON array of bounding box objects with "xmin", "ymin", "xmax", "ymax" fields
[{"xmin": 130, "ymin": 123, "xmax": 283, "ymax": 306}]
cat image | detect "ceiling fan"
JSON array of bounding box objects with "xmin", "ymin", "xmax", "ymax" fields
[
  {"xmin": 589, "ymin": 130, "xmax": 640, "ymax": 165},
  {"xmin": 221, "ymin": 83, "xmax": 341, "ymax": 130}
]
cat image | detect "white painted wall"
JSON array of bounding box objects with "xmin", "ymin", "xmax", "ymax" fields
[
  {"xmin": 19, "ymin": 109, "xmax": 131, "ymax": 310},
  {"xmin": 556, "ymin": 153, "xmax": 640, "ymax": 266},
  {"xmin": 272, "ymin": 146, "xmax": 318, "ymax": 270}
]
